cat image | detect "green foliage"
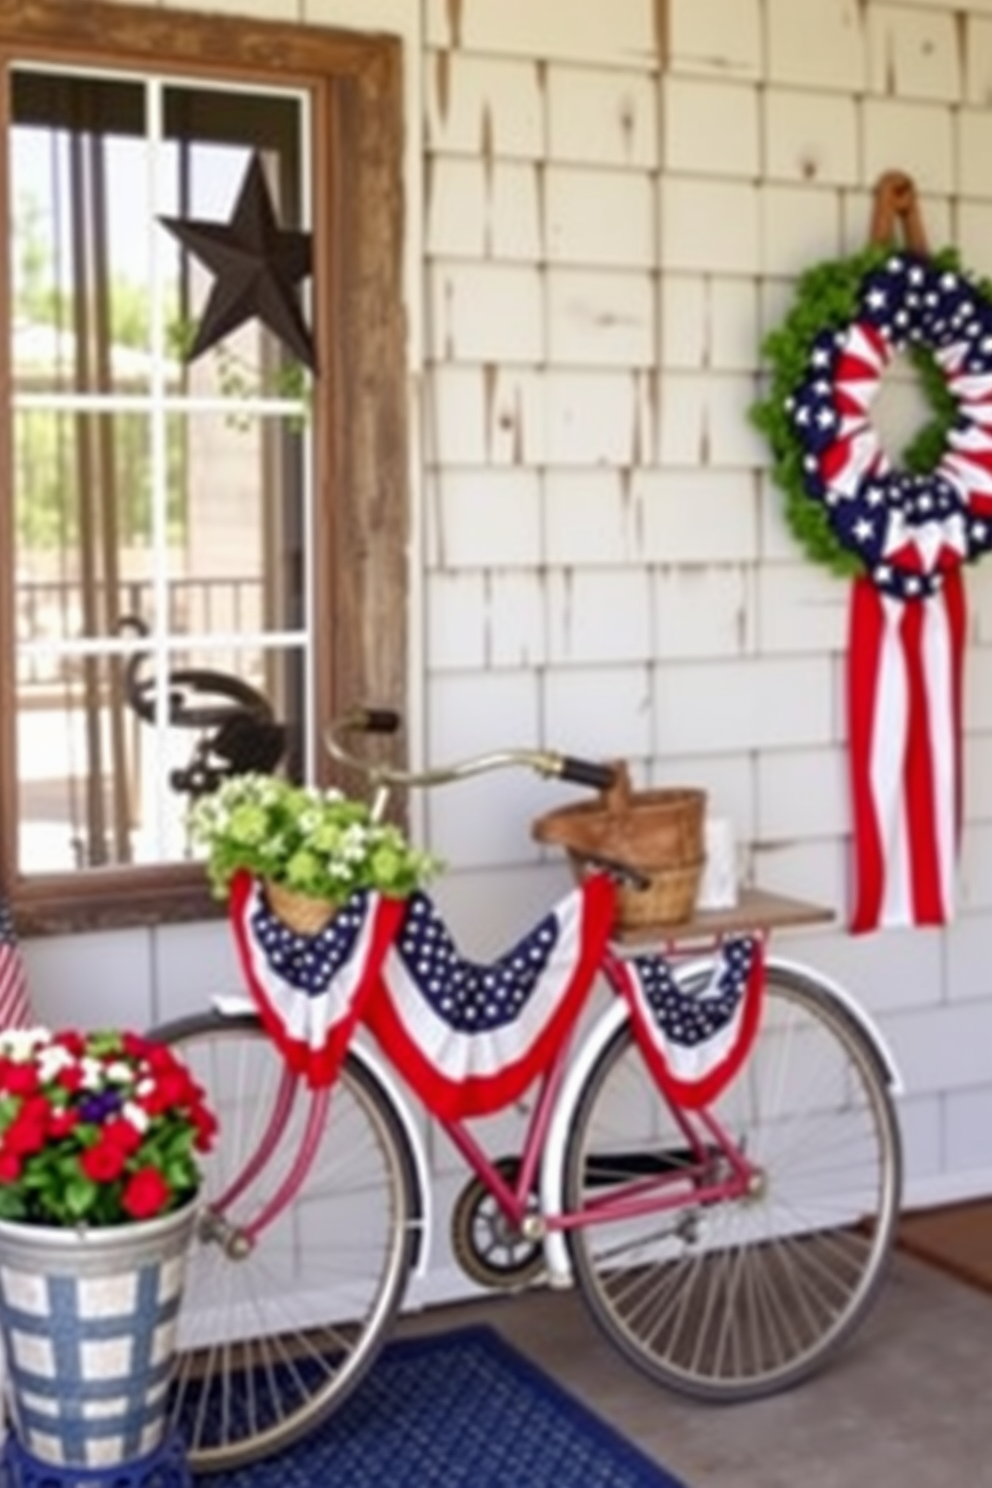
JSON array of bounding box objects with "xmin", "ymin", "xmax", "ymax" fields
[
  {"xmin": 187, "ymin": 772, "xmax": 442, "ymax": 905},
  {"xmin": 751, "ymin": 245, "xmax": 966, "ymax": 576}
]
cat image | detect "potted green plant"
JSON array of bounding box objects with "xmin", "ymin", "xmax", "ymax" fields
[
  {"xmin": 0, "ymin": 1027, "xmax": 217, "ymax": 1470},
  {"xmin": 187, "ymin": 772, "xmax": 440, "ymax": 932}
]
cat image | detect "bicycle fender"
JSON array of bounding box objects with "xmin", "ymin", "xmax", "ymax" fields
[
  {"xmin": 348, "ymin": 1037, "xmax": 433, "ymax": 1279},
  {"xmin": 538, "ymin": 953, "xmax": 904, "ymax": 1286},
  {"xmin": 767, "ymin": 954, "xmax": 904, "ymax": 1094}
]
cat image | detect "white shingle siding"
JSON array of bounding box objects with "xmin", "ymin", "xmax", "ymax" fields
[
  {"xmin": 29, "ymin": 0, "xmax": 992, "ymax": 1243},
  {"xmin": 765, "ymin": 0, "xmax": 867, "ymax": 93}
]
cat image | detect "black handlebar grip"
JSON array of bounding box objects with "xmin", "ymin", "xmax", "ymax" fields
[
  {"xmin": 557, "ymin": 756, "xmax": 618, "ymax": 791},
  {"xmin": 355, "ymin": 707, "xmax": 401, "ymax": 735}
]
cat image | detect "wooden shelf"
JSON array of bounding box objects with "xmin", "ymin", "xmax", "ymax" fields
[{"xmin": 612, "ymin": 887, "xmax": 835, "ymax": 950}]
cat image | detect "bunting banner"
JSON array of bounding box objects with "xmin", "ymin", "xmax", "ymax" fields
[
  {"xmin": 228, "ymin": 870, "xmax": 405, "ymax": 1087},
  {"xmin": 363, "ymin": 875, "xmax": 616, "ymax": 1120},
  {"xmin": 229, "ymin": 871, "xmax": 769, "ymax": 1116},
  {"xmin": 609, "ymin": 936, "xmax": 765, "ymax": 1109}
]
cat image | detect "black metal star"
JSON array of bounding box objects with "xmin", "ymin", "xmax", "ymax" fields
[{"xmin": 160, "ymin": 152, "xmax": 317, "ymax": 372}]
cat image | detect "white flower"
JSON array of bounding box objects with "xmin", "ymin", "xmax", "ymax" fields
[
  {"xmin": 121, "ymin": 1101, "xmax": 150, "ymax": 1134},
  {"xmin": 37, "ymin": 1044, "xmax": 77, "ymax": 1082},
  {"xmin": 0, "ymin": 1027, "xmax": 52, "ymax": 1062},
  {"xmin": 104, "ymin": 1060, "xmax": 135, "ymax": 1085},
  {"xmin": 79, "ymin": 1056, "xmax": 106, "ymax": 1090}
]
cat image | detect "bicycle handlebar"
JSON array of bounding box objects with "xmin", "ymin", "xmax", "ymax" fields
[{"xmin": 324, "ymin": 708, "xmax": 618, "ymax": 796}]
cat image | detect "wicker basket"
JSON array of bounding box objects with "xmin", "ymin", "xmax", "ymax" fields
[
  {"xmin": 532, "ymin": 762, "xmax": 706, "ymax": 929},
  {"xmin": 605, "ymin": 857, "xmax": 704, "ymax": 929},
  {"xmin": 264, "ymin": 880, "xmax": 339, "ymax": 935}
]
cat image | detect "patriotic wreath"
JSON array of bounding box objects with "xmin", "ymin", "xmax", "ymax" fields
[{"xmin": 753, "ymin": 246, "xmax": 992, "ymax": 600}]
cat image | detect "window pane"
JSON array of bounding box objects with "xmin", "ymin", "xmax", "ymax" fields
[
  {"xmin": 169, "ymin": 409, "xmax": 307, "ymax": 635},
  {"xmin": 9, "ymin": 64, "xmax": 314, "ymax": 883},
  {"xmin": 18, "ymin": 650, "xmax": 145, "ymax": 872},
  {"xmin": 11, "ymin": 72, "xmax": 154, "ymax": 397},
  {"xmin": 17, "ymin": 644, "xmax": 305, "ymax": 874},
  {"xmin": 14, "ymin": 408, "xmax": 157, "ymax": 644}
]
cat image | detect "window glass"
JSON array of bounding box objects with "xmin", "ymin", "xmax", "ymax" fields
[{"xmin": 10, "ymin": 67, "xmax": 312, "ymax": 877}]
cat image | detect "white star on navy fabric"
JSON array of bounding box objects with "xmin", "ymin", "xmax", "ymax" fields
[
  {"xmin": 629, "ymin": 936, "xmax": 757, "ymax": 1047},
  {"xmin": 786, "ymin": 251, "xmax": 992, "ymax": 601},
  {"xmin": 393, "ymin": 894, "xmax": 562, "ymax": 1032},
  {"xmin": 251, "ymin": 892, "xmax": 369, "ymax": 993}
]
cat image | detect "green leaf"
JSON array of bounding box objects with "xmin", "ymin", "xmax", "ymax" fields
[
  {"xmin": 63, "ymin": 1176, "xmax": 99, "ymax": 1220},
  {"xmin": 0, "ymin": 1189, "xmax": 28, "ymax": 1220}
]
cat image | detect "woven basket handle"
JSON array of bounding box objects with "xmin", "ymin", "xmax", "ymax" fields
[{"xmin": 600, "ymin": 760, "xmax": 633, "ymax": 812}]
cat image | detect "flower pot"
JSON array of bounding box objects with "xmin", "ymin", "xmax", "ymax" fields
[
  {"xmin": 0, "ymin": 1201, "xmax": 197, "ymax": 1470},
  {"xmin": 264, "ymin": 878, "xmax": 339, "ymax": 934}
]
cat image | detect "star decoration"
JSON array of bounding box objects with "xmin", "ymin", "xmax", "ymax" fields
[{"xmin": 160, "ymin": 152, "xmax": 317, "ymax": 372}]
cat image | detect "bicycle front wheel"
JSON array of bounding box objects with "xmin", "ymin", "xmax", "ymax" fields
[
  {"xmin": 152, "ymin": 1011, "xmax": 418, "ymax": 1471},
  {"xmin": 563, "ymin": 966, "xmax": 902, "ymax": 1401}
]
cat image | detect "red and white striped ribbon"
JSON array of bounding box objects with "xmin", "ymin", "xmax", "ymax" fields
[
  {"xmin": 847, "ymin": 570, "xmax": 966, "ymax": 931},
  {"xmin": 0, "ymin": 896, "xmax": 32, "ymax": 1031}
]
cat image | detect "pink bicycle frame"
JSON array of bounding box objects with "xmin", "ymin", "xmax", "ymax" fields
[{"xmin": 202, "ymin": 941, "xmax": 759, "ymax": 1251}]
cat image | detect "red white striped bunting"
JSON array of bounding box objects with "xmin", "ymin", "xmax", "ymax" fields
[{"xmin": 848, "ymin": 571, "xmax": 966, "ymax": 931}]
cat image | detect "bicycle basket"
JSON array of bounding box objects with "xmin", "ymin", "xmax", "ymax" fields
[
  {"xmin": 264, "ymin": 879, "xmax": 339, "ymax": 935},
  {"xmin": 531, "ymin": 762, "xmax": 706, "ymax": 929}
]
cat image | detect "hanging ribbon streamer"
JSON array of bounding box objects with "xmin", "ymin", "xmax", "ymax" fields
[{"xmin": 848, "ymin": 570, "xmax": 965, "ymax": 930}]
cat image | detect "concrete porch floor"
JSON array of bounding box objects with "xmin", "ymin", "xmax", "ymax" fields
[{"xmin": 398, "ymin": 1254, "xmax": 990, "ymax": 1487}]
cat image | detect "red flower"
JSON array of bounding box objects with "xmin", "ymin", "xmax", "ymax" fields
[
  {"xmin": 101, "ymin": 1117, "xmax": 143, "ymax": 1155},
  {"xmin": 139, "ymin": 1069, "xmax": 195, "ymax": 1116},
  {"xmin": 145, "ymin": 1043, "xmax": 181, "ymax": 1072},
  {"xmin": 48, "ymin": 1109, "xmax": 79, "ymax": 1139},
  {"xmin": 80, "ymin": 1139, "xmax": 128, "ymax": 1183},
  {"xmin": 56, "ymin": 1065, "xmax": 84, "ymax": 1093},
  {"xmin": 191, "ymin": 1104, "xmax": 218, "ymax": 1153},
  {"xmin": 54, "ymin": 1032, "xmax": 85, "ymax": 1057},
  {"xmin": 0, "ymin": 1150, "xmax": 22, "ymax": 1182},
  {"xmin": 3, "ymin": 1103, "xmax": 49, "ymax": 1156},
  {"xmin": 122, "ymin": 1167, "xmax": 171, "ymax": 1220},
  {"xmin": 122, "ymin": 1032, "xmax": 153, "ymax": 1060},
  {"xmin": 2, "ymin": 1064, "xmax": 40, "ymax": 1097}
]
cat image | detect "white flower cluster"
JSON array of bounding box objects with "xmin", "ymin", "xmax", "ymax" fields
[{"xmin": 187, "ymin": 771, "xmax": 440, "ymax": 904}]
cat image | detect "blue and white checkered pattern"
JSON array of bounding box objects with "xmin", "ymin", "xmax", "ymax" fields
[
  {"xmin": 0, "ymin": 1237, "xmax": 189, "ymax": 1468},
  {"xmin": 1, "ymin": 1427, "xmax": 192, "ymax": 1488}
]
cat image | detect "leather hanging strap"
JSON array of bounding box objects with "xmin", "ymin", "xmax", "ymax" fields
[{"xmin": 869, "ymin": 170, "xmax": 929, "ymax": 254}]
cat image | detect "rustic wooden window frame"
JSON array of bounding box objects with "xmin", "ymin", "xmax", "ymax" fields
[{"xmin": 0, "ymin": 0, "xmax": 409, "ymax": 935}]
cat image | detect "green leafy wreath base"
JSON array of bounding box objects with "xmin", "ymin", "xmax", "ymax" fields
[{"xmin": 751, "ymin": 243, "xmax": 976, "ymax": 579}]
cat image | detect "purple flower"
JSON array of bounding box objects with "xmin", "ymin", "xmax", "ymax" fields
[{"xmin": 78, "ymin": 1090, "xmax": 123, "ymax": 1124}]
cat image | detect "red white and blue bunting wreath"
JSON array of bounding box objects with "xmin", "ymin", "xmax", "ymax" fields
[{"xmin": 755, "ymin": 228, "xmax": 992, "ymax": 932}]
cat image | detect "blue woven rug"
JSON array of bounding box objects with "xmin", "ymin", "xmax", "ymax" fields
[{"xmin": 200, "ymin": 1325, "xmax": 688, "ymax": 1488}]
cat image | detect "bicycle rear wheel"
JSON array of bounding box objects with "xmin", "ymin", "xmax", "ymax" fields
[
  {"xmin": 563, "ymin": 966, "xmax": 902, "ymax": 1401},
  {"xmin": 151, "ymin": 1011, "xmax": 418, "ymax": 1471}
]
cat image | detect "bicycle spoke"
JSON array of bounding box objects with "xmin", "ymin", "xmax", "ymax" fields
[
  {"xmin": 564, "ymin": 970, "xmax": 901, "ymax": 1400},
  {"xmin": 154, "ymin": 1017, "xmax": 415, "ymax": 1471}
]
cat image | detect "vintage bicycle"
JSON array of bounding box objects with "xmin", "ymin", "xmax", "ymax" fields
[{"xmin": 149, "ymin": 707, "xmax": 903, "ymax": 1474}]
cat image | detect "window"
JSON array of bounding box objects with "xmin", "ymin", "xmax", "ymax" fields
[{"xmin": 0, "ymin": 3, "xmax": 409, "ymax": 934}]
